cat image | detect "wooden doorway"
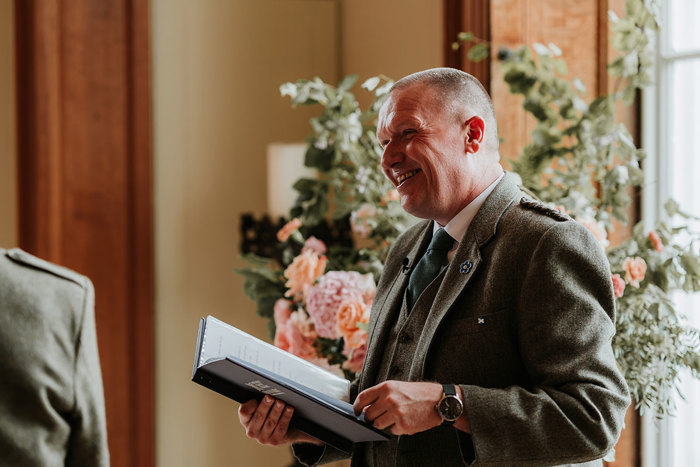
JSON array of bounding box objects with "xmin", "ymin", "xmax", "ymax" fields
[{"xmin": 14, "ymin": 1, "xmax": 154, "ymax": 466}]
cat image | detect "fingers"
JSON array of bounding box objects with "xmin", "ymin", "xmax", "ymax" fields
[
  {"xmin": 245, "ymin": 396, "xmax": 275, "ymax": 440},
  {"xmin": 269, "ymin": 406, "xmax": 294, "ymax": 443},
  {"xmin": 241, "ymin": 396, "xmax": 300, "ymax": 446},
  {"xmin": 353, "ymin": 385, "xmax": 381, "ymax": 416},
  {"xmin": 238, "ymin": 399, "xmax": 258, "ymax": 425},
  {"xmin": 260, "ymin": 400, "xmax": 286, "ymax": 440}
]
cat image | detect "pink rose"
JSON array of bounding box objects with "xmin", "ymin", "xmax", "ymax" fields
[
  {"xmin": 305, "ymin": 271, "xmax": 376, "ymax": 338},
  {"xmin": 611, "ymin": 273, "xmax": 625, "ymax": 299},
  {"xmin": 274, "ymin": 309, "xmax": 317, "ymax": 360},
  {"xmin": 342, "ymin": 342, "xmax": 367, "ymax": 374},
  {"xmin": 649, "ymin": 231, "xmax": 664, "ymax": 253},
  {"xmin": 302, "ymin": 236, "xmax": 327, "ymax": 255},
  {"xmin": 277, "ymin": 218, "xmax": 302, "ymax": 242},
  {"xmin": 273, "ymin": 298, "xmax": 292, "ymax": 328},
  {"xmin": 623, "ymin": 256, "xmax": 647, "ymax": 288},
  {"xmin": 283, "ymin": 250, "xmax": 327, "ymax": 301}
]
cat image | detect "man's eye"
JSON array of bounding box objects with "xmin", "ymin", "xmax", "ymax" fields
[{"xmin": 403, "ymin": 129, "xmax": 417, "ymax": 137}]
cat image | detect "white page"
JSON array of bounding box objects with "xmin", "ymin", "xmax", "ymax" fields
[{"xmin": 199, "ymin": 316, "xmax": 350, "ymax": 402}]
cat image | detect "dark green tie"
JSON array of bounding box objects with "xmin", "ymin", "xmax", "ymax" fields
[{"xmin": 406, "ymin": 228, "xmax": 454, "ymax": 311}]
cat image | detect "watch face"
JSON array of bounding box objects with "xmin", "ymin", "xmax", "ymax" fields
[{"xmin": 439, "ymin": 396, "xmax": 463, "ymax": 421}]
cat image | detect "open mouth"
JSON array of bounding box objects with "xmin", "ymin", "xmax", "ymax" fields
[{"xmin": 396, "ymin": 169, "xmax": 421, "ymax": 186}]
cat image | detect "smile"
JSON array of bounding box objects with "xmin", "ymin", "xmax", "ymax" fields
[{"xmin": 396, "ymin": 169, "xmax": 421, "ymax": 185}]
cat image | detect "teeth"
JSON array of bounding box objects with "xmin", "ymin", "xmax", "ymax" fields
[{"xmin": 396, "ymin": 169, "xmax": 420, "ymax": 184}]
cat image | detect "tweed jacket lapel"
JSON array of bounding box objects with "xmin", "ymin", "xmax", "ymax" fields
[
  {"xmin": 360, "ymin": 220, "xmax": 433, "ymax": 390},
  {"xmin": 408, "ymin": 173, "xmax": 522, "ymax": 379}
]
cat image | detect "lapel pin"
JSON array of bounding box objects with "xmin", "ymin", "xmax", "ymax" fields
[
  {"xmin": 477, "ymin": 317, "xmax": 485, "ymax": 325},
  {"xmin": 459, "ymin": 260, "xmax": 472, "ymax": 274}
]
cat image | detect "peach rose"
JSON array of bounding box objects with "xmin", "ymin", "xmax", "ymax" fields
[
  {"xmin": 284, "ymin": 250, "xmax": 327, "ymax": 301},
  {"xmin": 344, "ymin": 328, "xmax": 368, "ymax": 351},
  {"xmin": 623, "ymin": 256, "xmax": 647, "ymax": 288},
  {"xmin": 277, "ymin": 218, "xmax": 302, "ymax": 242},
  {"xmin": 649, "ymin": 231, "xmax": 664, "ymax": 253},
  {"xmin": 336, "ymin": 298, "xmax": 369, "ymax": 342},
  {"xmin": 611, "ymin": 273, "xmax": 625, "ymax": 299}
]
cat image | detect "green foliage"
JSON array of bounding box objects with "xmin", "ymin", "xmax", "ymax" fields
[
  {"xmin": 239, "ymin": 0, "xmax": 700, "ymax": 411},
  {"xmin": 280, "ymin": 74, "xmax": 415, "ymax": 269},
  {"xmin": 455, "ymin": 0, "xmax": 700, "ymax": 418},
  {"xmin": 235, "ymin": 254, "xmax": 287, "ymax": 338}
]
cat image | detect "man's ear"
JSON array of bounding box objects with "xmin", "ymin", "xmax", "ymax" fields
[{"xmin": 464, "ymin": 116, "xmax": 485, "ymax": 154}]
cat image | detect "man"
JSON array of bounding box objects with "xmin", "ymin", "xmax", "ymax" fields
[
  {"xmin": 238, "ymin": 68, "xmax": 630, "ymax": 466},
  {"xmin": 0, "ymin": 248, "xmax": 110, "ymax": 466}
]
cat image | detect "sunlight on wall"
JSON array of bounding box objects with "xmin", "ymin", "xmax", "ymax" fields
[
  {"xmin": 0, "ymin": 0, "xmax": 16, "ymax": 248},
  {"xmin": 153, "ymin": 1, "xmax": 442, "ymax": 465}
]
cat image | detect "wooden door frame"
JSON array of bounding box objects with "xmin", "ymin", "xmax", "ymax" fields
[{"xmin": 14, "ymin": 1, "xmax": 154, "ymax": 465}]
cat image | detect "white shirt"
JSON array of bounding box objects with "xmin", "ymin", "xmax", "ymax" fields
[{"xmin": 433, "ymin": 172, "xmax": 505, "ymax": 263}]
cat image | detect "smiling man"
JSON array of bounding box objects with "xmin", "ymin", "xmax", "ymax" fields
[{"xmin": 238, "ymin": 68, "xmax": 630, "ymax": 466}]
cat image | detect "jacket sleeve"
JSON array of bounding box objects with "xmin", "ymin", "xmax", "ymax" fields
[
  {"xmin": 65, "ymin": 278, "xmax": 111, "ymax": 467},
  {"xmin": 460, "ymin": 221, "xmax": 630, "ymax": 466}
]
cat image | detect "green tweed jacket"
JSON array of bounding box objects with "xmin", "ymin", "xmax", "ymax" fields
[
  {"xmin": 0, "ymin": 248, "xmax": 110, "ymax": 467},
  {"xmin": 295, "ymin": 173, "xmax": 630, "ymax": 466}
]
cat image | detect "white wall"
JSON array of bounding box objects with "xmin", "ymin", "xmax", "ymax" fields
[
  {"xmin": 0, "ymin": 0, "xmax": 16, "ymax": 248},
  {"xmin": 153, "ymin": 1, "xmax": 443, "ymax": 466}
]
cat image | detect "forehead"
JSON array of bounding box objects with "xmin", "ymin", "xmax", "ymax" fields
[{"xmin": 377, "ymin": 84, "xmax": 443, "ymax": 133}]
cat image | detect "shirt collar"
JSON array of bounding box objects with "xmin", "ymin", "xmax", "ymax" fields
[{"xmin": 433, "ymin": 171, "xmax": 505, "ymax": 242}]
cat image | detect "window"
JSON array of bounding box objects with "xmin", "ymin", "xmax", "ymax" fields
[{"xmin": 641, "ymin": 1, "xmax": 700, "ymax": 465}]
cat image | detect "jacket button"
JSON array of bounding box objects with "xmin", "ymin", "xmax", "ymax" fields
[
  {"xmin": 389, "ymin": 365, "xmax": 402, "ymax": 377},
  {"xmin": 399, "ymin": 332, "xmax": 412, "ymax": 343}
]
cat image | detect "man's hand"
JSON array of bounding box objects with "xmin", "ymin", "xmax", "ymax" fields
[
  {"xmin": 353, "ymin": 381, "xmax": 445, "ymax": 435},
  {"xmin": 238, "ymin": 396, "xmax": 322, "ymax": 446}
]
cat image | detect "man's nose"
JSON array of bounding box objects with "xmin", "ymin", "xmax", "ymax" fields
[{"xmin": 381, "ymin": 143, "xmax": 403, "ymax": 170}]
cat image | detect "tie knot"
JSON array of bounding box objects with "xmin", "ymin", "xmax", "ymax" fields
[{"xmin": 428, "ymin": 228, "xmax": 454, "ymax": 252}]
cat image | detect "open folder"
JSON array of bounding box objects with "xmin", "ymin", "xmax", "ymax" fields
[{"xmin": 191, "ymin": 316, "xmax": 389, "ymax": 453}]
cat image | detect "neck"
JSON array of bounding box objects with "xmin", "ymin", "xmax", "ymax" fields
[{"xmin": 436, "ymin": 163, "xmax": 503, "ymax": 226}]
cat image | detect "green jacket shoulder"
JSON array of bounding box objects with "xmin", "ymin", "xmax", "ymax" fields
[{"xmin": 3, "ymin": 248, "xmax": 88, "ymax": 288}]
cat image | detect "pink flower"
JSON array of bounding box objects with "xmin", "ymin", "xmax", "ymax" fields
[
  {"xmin": 342, "ymin": 342, "xmax": 367, "ymax": 374},
  {"xmin": 277, "ymin": 218, "xmax": 302, "ymax": 242},
  {"xmin": 283, "ymin": 250, "xmax": 327, "ymax": 301},
  {"xmin": 577, "ymin": 216, "xmax": 609, "ymax": 249},
  {"xmin": 274, "ymin": 308, "xmax": 317, "ymax": 360},
  {"xmin": 350, "ymin": 204, "xmax": 378, "ymax": 238},
  {"xmin": 611, "ymin": 273, "xmax": 625, "ymax": 299},
  {"xmin": 305, "ymin": 271, "xmax": 376, "ymax": 338},
  {"xmin": 273, "ymin": 298, "xmax": 293, "ymax": 328},
  {"xmin": 302, "ymin": 236, "xmax": 327, "ymax": 255},
  {"xmin": 649, "ymin": 231, "xmax": 664, "ymax": 253},
  {"xmin": 623, "ymin": 256, "xmax": 647, "ymax": 288}
]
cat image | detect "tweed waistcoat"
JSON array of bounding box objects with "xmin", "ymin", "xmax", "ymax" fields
[{"xmin": 359, "ymin": 269, "xmax": 455, "ymax": 467}]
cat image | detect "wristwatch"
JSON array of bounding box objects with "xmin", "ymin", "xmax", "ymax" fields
[{"xmin": 436, "ymin": 384, "xmax": 463, "ymax": 426}]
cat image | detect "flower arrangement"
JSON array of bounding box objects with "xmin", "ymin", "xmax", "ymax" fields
[
  {"xmin": 239, "ymin": 0, "xmax": 700, "ymax": 417},
  {"xmin": 237, "ymin": 75, "xmax": 413, "ymax": 380}
]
